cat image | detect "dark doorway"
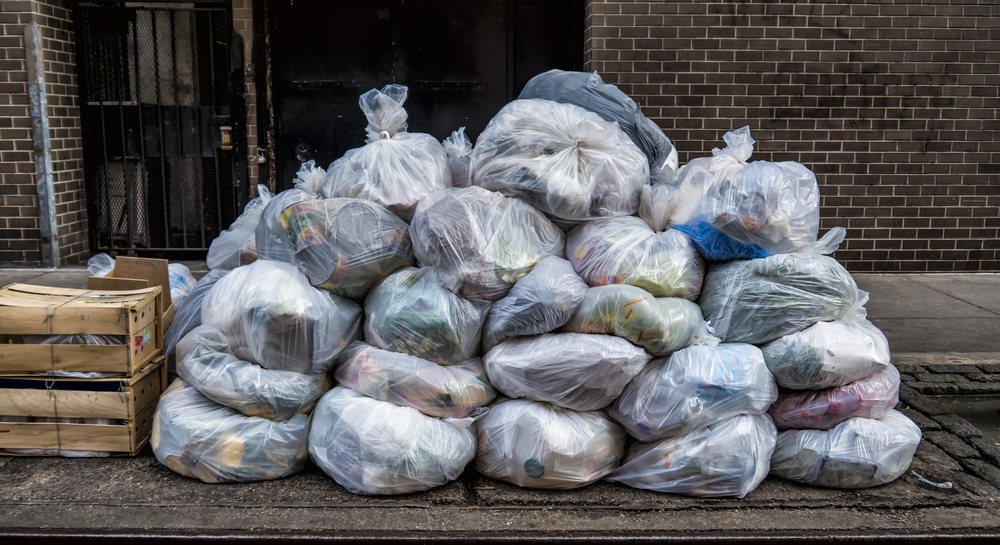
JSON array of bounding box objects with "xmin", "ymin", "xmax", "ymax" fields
[
  {"xmin": 268, "ymin": 0, "xmax": 584, "ymax": 187},
  {"xmin": 75, "ymin": 1, "xmax": 247, "ymax": 255}
]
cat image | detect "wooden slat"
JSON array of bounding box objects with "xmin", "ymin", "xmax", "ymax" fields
[
  {"xmin": 0, "ymin": 345, "xmax": 130, "ymax": 374},
  {"xmin": 0, "ymin": 422, "xmax": 133, "ymax": 452},
  {"xmin": 0, "ymin": 305, "xmax": 130, "ymax": 335},
  {"xmin": 130, "ymin": 366, "xmax": 165, "ymax": 417},
  {"xmin": 130, "ymin": 399, "xmax": 158, "ymax": 454},
  {"xmin": 0, "ymin": 388, "xmax": 130, "ymax": 419},
  {"xmin": 3, "ymin": 283, "xmax": 158, "ymax": 300},
  {"xmin": 0, "ymin": 355, "xmax": 165, "ymax": 382}
]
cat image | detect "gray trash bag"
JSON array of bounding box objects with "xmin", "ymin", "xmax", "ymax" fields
[
  {"xmin": 698, "ymin": 253, "xmax": 861, "ymax": 345},
  {"xmin": 562, "ymin": 284, "xmax": 704, "ymax": 357},
  {"xmin": 481, "ymin": 256, "xmax": 588, "ymax": 351},
  {"xmin": 606, "ymin": 413, "xmax": 777, "ymax": 498},
  {"xmin": 164, "ymin": 269, "xmax": 230, "ymax": 360},
  {"xmin": 410, "ymin": 186, "xmax": 566, "ymax": 301},
  {"xmin": 443, "ymin": 127, "xmax": 473, "ymax": 188},
  {"xmin": 364, "ymin": 266, "xmax": 490, "ymax": 365},
  {"xmin": 769, "ymin": 410, "xmax": 921, "ymax": 489},
  {"xmin": 152, "ymin": 379, "xmax": 310, "ymax": 483},
  {"xmin": 175, "ymin": 325, "xmax": 330, "ymax": 421},
  {"xmin": 566, "ymin": 216, "xmax": 704, "ymax": 300},
  {"xmin": 474, "ymin": 397, "xmax": 626, "ymax": 489},
  {"xmin": 201, "ymin": 260, "xmax": 362, "ymax": 375},
  {"xmin": 761, "ymin": 307, "xmax": 890, "ymax": 390},
  {"xmin": 471, "ymin": 98, "xmax": 649, "ymax": 224},
  {"xmin": 519, "ymin": 69, "xmax": 678, "ymax": 184},
  {"xmin": 769, "ymin": 365, "xmax": 900, "ymax": 431},
  {"xmin": 308, "ymin": 387, "xmax": 476, "ymax": 495},
  {"xmin": 207, "ymin": 184, "xmax": 274, "ymax": 270},
  {"xmin": 323, "ymin": 85, "xmax": 451, "ymax": 222},
  {"xmin": 335, "ymin": 341, "xmax": 495, "ymax": 419},
  {"xmin": 484, "ymin": 333, "xmax": 651, "ymax": 412},
  {"xmin": 609, "ymin": 342, "xmax": 778, "ymax": 442}
]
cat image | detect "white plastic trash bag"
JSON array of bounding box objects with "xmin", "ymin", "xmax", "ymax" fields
[
  {"xmin": 87, "ymin": 252, "xmax": 115, "ymax": 277},
  {"xmin": 410, "ymin": 186, "xmax": 566, "ymax": 301},
  {"xmin": 484, "ymin": 333, "xmax": 651, "ymax": 411},
  {"xmin": 769, "ymin": 365, "xmax": 900, "ymax": 430},
  {"xmin": 566, "ymin": 216, "xmax": 704, "ymax": 300},
  {"xmin": 201, "ymin": 260, "xmax": 362, "ymax": 375},
  {"xmin": 176, "ymin": 325, "xmax": 330, "ymax": 421},
  {"xmin": 335, "ymin": 341, "xmax": 496, "ymax": 419},
  {"xmin": 207, "ymin": 184, "xmax": 274, "ymax": 269},
  {"xmin": 609, "ymin": 343, "xmax": 778, "ymax": 442},
  {"xmin": 474, "ymin": 398, "xmax": 626, "ymax": 489},
  {"xmin": 563, "ymin": 285, "xmax": 704, "ymax": 357},
  {"xmin": 308, "ymin": 387, "xmax": 476, "ymax": 495},
  {"xmin": 606, "ymin": 413, "xmax": 777, "ymax": 498},
  {"xmin": 168, "ymin": 263, "xmax": 196, "ymax": 307},
  {"xmin": 152, "ymin": 379, "xmax": 310, "ymax": 483},
  {"xmin": 323, "ymin": 85, "xmax": 451, "ymax": 222},
  {"xmin": 481, "ymin": 256, "xmax": 588, "ymax": 351},
  {"xmin": 471, "ymin": 98, "xmax": 649, "ymax": 223},
  {"xmin": 698, "ymin": 254, "xmax": 861, "ymax": 345},
  {"xmin": 164, "ymin": 269, "xmax": 229, "ymax": 359},
  {"xmin": 443, "ymin": 127, "xmax": 473, "ymax": 188},
  {"xmin": 769, "ymin": 410, "xmax": 921, "ymax": 489}
]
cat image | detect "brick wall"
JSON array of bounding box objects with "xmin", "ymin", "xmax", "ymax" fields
[
  {"xmin": 586, "ymin": 0, "xmax": 1000, "ymax": 272},
  {"xmin": 232, "ymin": 0, "xmax": 260, "ymax": 194}
]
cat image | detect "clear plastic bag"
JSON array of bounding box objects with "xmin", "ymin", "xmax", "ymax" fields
[
  {"xmin": 609, "ymin": 343, "xmax": 778, "ymax": 442},
  {"xmin": 443, "ymin": 127, "xmax": 473, "ymax": 188},
  {"xmin": 566, "ymin": 216, "xmax": 704, "ymax": 300},
  {"xmin": 175, "ymin": 325, "xmax": 330, "ymax": 421},
  {"xmin": 87, "ymin": 252, "xmax": 115, "ymax": 277},
  {"xmin": 473, "ymin": 397, "xmax": 626, "ymax": 489},
  {"xmin": 484, "ymin": 333, "xmax": 651, "ymax": 411},
  {"xmin": 769, "ymin": 365, "xmax": 900, "ymax": 430},
  {"xmin": 335, "ymin": 341, "xmax": 496, "ymax": 419},
  {"xmin": 471, "ymin": 98, "xmax": 649, "ymax": 223},
  {"xmin": 323, "ymin": 85, "xmax": 451, "ymax": 222},
  {"xmin": 201, "ymin": 260, "xmax": 362, "ymax": 375},
  {"xmin": 152, "ymin": 379, "xmax": 310, "ymax": 483},
  {"xmin": 481, "ymin": 256, "xmax": 588, "ymax": 351},
  {"xmin": 606, "ymin": 413, "xmax": 776, "ymax": 498},
  {"xmin": 364, "ymin": 266, "xmax": 490, "ymax": 365},
  {"xmin": 1, "ymin": 416, "xmax": 114, "ymax": 457},
  {"xmin": 761, "ymin": 313, "xmax": 891, "ymax": 390},
  {"xmin": 207, "ymin": 184, "xmax": 274, "ymax": 269},
  {"xmin": 518, "ymin": 69, "xmax": 678, "ymax": 184},
  {"xmin": 308, "ymin": 386, "xmax": 476, "ymax": 495},
  {"xmin": 698, "ymin": 253, "xmax": 861, "ymax": 345},
  {"xmin": 410, "ymin": 186, "xmax": 566, "ymax": 301},
  {"xmin": 769, "ymin": 410, "xmax": 921, "ymax": 489},
  {"xmin": 164, "ymin": 269, "xmax": 230, "ymax": 360},
  {"xmin": 168, "ymin": 263, "xmax": 197, "ymax": 307},
  {"xmin": 638, "ymin": 183, "xmax": 679, "ymax": 232},
  {"xmin": 563, "ymin": 285, "xmax": 704, "ymax": 357}
]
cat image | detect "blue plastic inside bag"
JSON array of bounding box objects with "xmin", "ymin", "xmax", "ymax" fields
[{"xmin": 672, "ymin": 221, "xmax": 768, "ymax": 261}]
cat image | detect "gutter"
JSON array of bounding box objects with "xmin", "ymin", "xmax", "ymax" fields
[{"xmin": 25, "ymin": 22, "xmax": 59, "ymax": 268}]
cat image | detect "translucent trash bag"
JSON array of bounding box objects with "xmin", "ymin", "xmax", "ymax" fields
[
  {"xmin": 481, "ymin": 256, "xmax": 588, "ymax": 351},
  {"xmin": 87, "ymin": 252, "xmax": 115, "ymax": 277},
  {"xmin": 164, "ymin": 269, "xmax": 230, "ymax": 360},
  {"xmin": 563, "ymin": 284, "xmax": 704, "ymax": 357},
  {"xmin": 323, "ymin": 84, "xmax": 451, "ymax": 222},
  {"xmin": 609, "ymin": 343, "xmax": 778, "ymax": 442},
  {"xmin": 308, "ymin": 387, "xmax": 476, "ymax": 495},
  {"xmin": 364, "ymin": 266, "xmax": 490, "ymax": 365},
  {"xmin": 769, "ymin": 410, "xmax": 921, "ymax": 489},
  {"xmin": 152, "ymin": 379, "xmax": 310, "ymax": 483},
  {"xmin": 471, "ymin": 98, "xmax": 649, "ymax": 223},
  {"xmin": 607, "ymin": 413, "xmax": 777, "ymax": 498},
  {"xmin": 769, "ymin": 365, "xmax": 900, "ymax": 430},
  {"xmin": 698, "ymin": 253, "xmax": 861, "ymax": 345},
  {"xmin": 175, "ymin": 325, "xmax": 330, "ymax": 421},
  {"xmin": 443, "ymin": 127, "xmax": 473, "ymax": 188},
  {"xmin": 566, "ymin": 216, "xmax": 704, "ymax": 300},
  {"xmin": 168, "ymin": 263, "xmax": 197, "ymax": 307},
  {"xmin": 484, "ymin": 333, "xmax": 651, "ymax": 412},
  {"xmin": 207, "ymin": 184, "xmax": 274, "ymax": 269},
  {"xmin": 335, "ymin": 341, "xmax": 496, "ymax": 419},
  {"xmin": 201, "ymin": 260, "xmax": 362, "ymax": 375},
  {"xmin": 410, "ymin": 186, "xmax": 566, "ymax": 301},
  {"xmin": 519, "ymin": 69, "xmax": 678, "ymax": 184},
  {"xmin": 474, "ymin": 398, "xmax": 625, "ymax": 489}
]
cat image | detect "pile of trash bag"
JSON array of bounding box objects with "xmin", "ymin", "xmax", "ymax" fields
[
  {"xmin": 442, "ymin": 127, "xmax": 473, "ymax": 188},
  {"xmin": 769, "ymin": 365, "xmax": 900, "ymax": 430},
  {"xmin": 323, "ymin": 85, "xmax": 451, "ymax": 222},
  {"xmin": 410, "ymin": 186, "xmax": 566, "ymax": 301},
  {"xmin": 473, "ymin": 398, "xmax": 626, "ymax": 489},
  {"xmin": 566, "ymin": 216, "xmax": 704, "ymax": 300},
  {"xmin": 207, "ymin": 184, "xmax": 274, "ymax": 270},
  {"xmin": 308, "ymin": 387, "xmax": 476, "ymax": 495},
  {"xmin": 471, "ymin": 98, "xmax": 649, "ymax": 223},
  {"xmin": 364, "ymin": 267, "xmax": 490, "ymax": 365}
]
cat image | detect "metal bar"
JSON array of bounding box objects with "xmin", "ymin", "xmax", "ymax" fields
[
  {"xmin": 131, "ymin": 9, "xmax": 150, "ymax": 250},
  {"xmin": 208, "ymin": 9, "xmax": 222, "ymax": 233},
  {"xmin": 151, "ymin": 9, "xmax": 171, "ymax": 249},
  {"xmin": 189, "ymin": 10, "xmax": 205, "ymax": 247},
  {"xmin": 114, "ymin": 6, "xmax": 135, "ymax": 250},
  {"xmin": 72, "ymin": 5, "xmax": 99, "ymax": 254},
  {"xmin": 94, "ymin": 9, "xmax": 113, "ymax": 249},
  {"xmin": 25, "ymin": 23, "xmax": 59, "ymax": 267},
  {"xmin": 170, "ymin": 9, "xmax": 187, "ymax": 248}
]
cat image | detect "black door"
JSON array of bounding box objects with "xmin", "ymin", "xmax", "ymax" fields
[
  {"xmin": 76, "ymin": 1, "xmax": 247, "ymax": 255},
  {"xmin": 269, "ymin": 0, "xmax": 583, "ymax": 187}
]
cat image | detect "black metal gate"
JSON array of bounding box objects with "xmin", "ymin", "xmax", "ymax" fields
[{"xmin": 76, "ymin": 1, "xmax": 247, "ymax": 255}]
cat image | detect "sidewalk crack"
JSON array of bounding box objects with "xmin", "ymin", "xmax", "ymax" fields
[{"xmin": 907, "ymin": 278, "xmax": 1000, "ymax": 317}]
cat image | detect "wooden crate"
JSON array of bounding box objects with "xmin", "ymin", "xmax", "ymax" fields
[
  {"xmin": 0, "ymin": 283, "xmax": 163, "ymax": 376},
  {"xmin": 0, "ymin": 356, "xmax": 167, "ymax": 456}
]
